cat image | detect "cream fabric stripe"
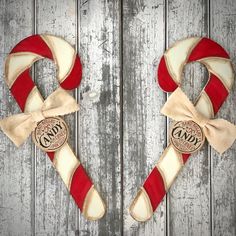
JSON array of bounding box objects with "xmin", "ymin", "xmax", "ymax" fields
[
  {"xmin": 199, "ymin": 57, "xmax": 234, "ymax": 90},
  {"xmin": 53, "ymin": 144, "xmax": 80, "ymax": 189},
  {"xmin": 24, "ymin": 87, "xmax": 44, "ymax": 112},
  {"xmin": 165, "ymin": 37, "xmax": 200, "ymax": 83},
  {"xmin": 195, "ymin": 91, "xmax": 214, "ymax": 119},
  {"xmin": 129, "ymin": 187, "xmax": 153, "ymax": 222},
  {"xmin": 82, "ymin": 186, "xmax": 106, "ymax": 220},
  {"xmin": 157, "ymin": 146, "xmax": 183, "ymax": 190},
  {"xmin": 41, "ymin": 35, "xmax": 75, "ymax": 82},
  {"xmin": 5, "ymin": 53, "xmax": 42, "ymax": 88}
]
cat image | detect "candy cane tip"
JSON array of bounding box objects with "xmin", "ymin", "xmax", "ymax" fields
[
  {"xmin": 129, "ymin": 188, "xmax": 153, "ymax": 222},
  {"xmin": 82, "ymin": 187, "xmax": 106, "ymax": 220}
]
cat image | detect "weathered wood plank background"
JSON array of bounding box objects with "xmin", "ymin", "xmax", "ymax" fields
[{"xmin": 0, "ymin": 0, "xmax": 235, "ymax": 235}]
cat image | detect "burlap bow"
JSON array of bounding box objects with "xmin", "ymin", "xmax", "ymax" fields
[
  {"xmin": 0, "ymin": 88, "xmax": 79, "ymax": 147},
  {"xmin": 161, "ymin": 88, "xmax": 236, "ymax": 154}
]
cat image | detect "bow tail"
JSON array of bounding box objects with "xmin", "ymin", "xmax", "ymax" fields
[
  {"xmin": 0, "ymin": 114, "xmax": 35, "ymax": 147},
  {"xmin": 204, "ymin": 119, "xmax": 236, "ymax": 154}
]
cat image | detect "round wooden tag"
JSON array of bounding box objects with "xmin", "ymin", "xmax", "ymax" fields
[
  {"xmin": 170, "ymin": 120, "xmax": 205, "ymax": 154},
  {"xmin": 32, "ymin": 117, "xmax": 69, "ymax": 152}
]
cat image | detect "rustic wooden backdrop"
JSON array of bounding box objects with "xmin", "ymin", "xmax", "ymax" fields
[{"xmin": 0, "ymin": 0, "xmax": 235, "ymax": 235}]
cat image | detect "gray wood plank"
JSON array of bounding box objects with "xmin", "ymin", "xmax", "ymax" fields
[
  {"xmin": 0, "ymin": 0, "xmax": 34, "ymax": 235},
  {"xmin": 123, "ymin": 0, "xmax": 167, "ymax": 235},
  {"xmin": 167, "ymin": 1, "xmax": 211, "ymax": 236},
  {"xmin": 210, "ymin": 1, "xmax": 236, "ymax": 235},
  {"xmin": 77, "ymin": 0, "xmax": 122, "ymax": 235},
  {"xmin": 34, "ymin": 0, "xmax": 77, "ymax": 235}
]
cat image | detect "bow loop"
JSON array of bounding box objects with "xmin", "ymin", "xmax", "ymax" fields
[
  {"xmin": 161, "ymin": 88, "xmax": 236, "ymax": 154},
  {"xmin": 0, "ymin": 88, "xmax": 79, "ymax": 147}
]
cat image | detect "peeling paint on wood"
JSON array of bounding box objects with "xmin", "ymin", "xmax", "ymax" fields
[
  {"xmin": 167, "ymin": 1, "xmax": 211, "ymax": 236},
  {"xmin": 0, "ymin": 0, "xmax": 34, "ymax": 235},
  {"xmin": 123, "ymin": 0, "xmax": 166, "ymax": 235}
]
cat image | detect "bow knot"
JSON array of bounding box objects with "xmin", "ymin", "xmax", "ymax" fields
[
  {"xmin": 192, "ymin": 114, "xmax": 208, "ymax": 128},
  {"xmin": 0, "ymin": 88, "xmax": 79, "ymax": 147},
  {"xmin": 30, "ymin": 110, "xmax": 45, "ymax": 123},
  {"xmin": 161, "ymin": 88, "xmax": 236, "ymax": 154}
]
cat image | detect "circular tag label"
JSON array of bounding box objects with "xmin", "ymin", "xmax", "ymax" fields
[
  {"xmin": 32, "ymin": 117, "xmax": 69, "ymax": 152},
  {"xmin": 170, "ymin": 120, "xmax": 205, "ymax": 154}
]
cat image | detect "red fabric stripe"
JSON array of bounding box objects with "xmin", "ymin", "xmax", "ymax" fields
[
  {"xmin": 143, "ymin": 167, "xmax": 166, "ymax": 211},
  {"xmin": 47, "ymin": 152, "xmax": 55, "ymax": 161},
  {"xmin": 10, "ymin": 69, "xmax": 35, "ymax": 111},
  {"xmin": 10, "ymin": 35, "xmax": 53, "ymax": 60},
  {"xmin": 70, "ymin": 164, "xmax": 93, "ymax": 210},
  {"xmin": 188, "ymin": 38, "xmax": 229, "ymax": 62},
  {"xmin": 158, "ymin": 56, "xmax": 178, "ymax": 92},
  {"xmin": 204, "ymin": 74, "xmax": 229, "ymax": 115},
  {"xmin": 60, "ymin": 55, "xmax": 82, "ymax": 90},
  {"xmin": 182, "ymin": 153, "xmax": 190, "ymax": 164}
]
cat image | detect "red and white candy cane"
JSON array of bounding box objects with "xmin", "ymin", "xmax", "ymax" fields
[
  {"xmin": 129, "ymin": 37, "xmax": 235, "ymax": 221},
  {"xmin": 4, "ymin": 34, "xmax": 105, "ymax": 220}
]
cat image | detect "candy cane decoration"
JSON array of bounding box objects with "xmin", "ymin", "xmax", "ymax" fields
[
  {"xmin": 4, "ymin": 34, "xmax": 105, "ymax": 220},
  {"xmin": 129, "ymin": 37, "xmax": 235, "ymax": 222}
]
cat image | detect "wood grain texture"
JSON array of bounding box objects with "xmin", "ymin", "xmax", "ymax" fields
[
  {"xmin": 167, "ymin": 0, "xmax": 211, "ymax": 236},
  {"xmin": 0, "ymin": 0, "xmax": 235, "ymax": 235},
  {"xmin": 34, "ymin": 0, "xmax": 77, "ymax": 235},
  {"xmin": 123, "ymin": 0, "xmax": 166, "ymax": 235},
  {"xmin": 35, "ymin": 0, "xmax": 77, "ymax": 235},
  {"xmin": 78, "ymin": 0, "xmax": 121, "ymax": 235},
  {"xmin": 0, "ymin": 0, "xmax": 34, "ymax": 235},
  {"xmin": 211, "ymin": 0, "xmax": 236, "ymax": 235}
]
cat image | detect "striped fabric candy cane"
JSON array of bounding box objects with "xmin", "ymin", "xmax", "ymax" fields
[
  {"xmin": 4, "ymin": 34, "xmax": 105, "ymax": 220},
  {"xmin": 129, "ymin": 37, "xmax": 235, "ymax": 222}
]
